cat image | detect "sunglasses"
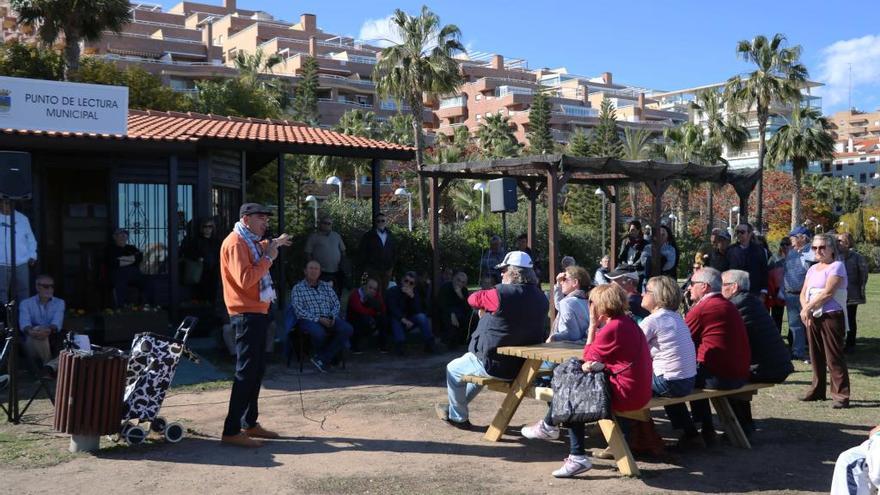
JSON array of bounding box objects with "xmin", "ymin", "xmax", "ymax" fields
[
  {"xmin": 402, "ymin": 279, "xmax": 415, "ymax": 285},
  {"xmin": 811, "ymin": 245, "xmax": 827, "ymax": 251},
  {"xmin": 37, "ymin": 283, "xmax": 54, "ymax": 288}
]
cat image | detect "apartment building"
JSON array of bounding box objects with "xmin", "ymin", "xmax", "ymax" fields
[
  {"xmin": 827, "ymin": 108, "xmax": 880, "ymax": 145},
  {"xmin": 1, "ymin": 0, "xmax": 40, "ymax": 44},
  {"xmin": 435, "ymin": 53, "xmax": 687, "ymax": 144},
  {"xmin": 819, "ymin": 137, "xmax": 880, "ymax": 188},
  {"xmin": 651, "ymin": 81, "xmax": 823, "ymax": 169}
]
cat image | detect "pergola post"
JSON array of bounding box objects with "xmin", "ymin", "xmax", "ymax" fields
[
  {"xmin": 276, "ymin": 154, "xmax": 286, "ymax": 317},
  {"xmin": 645, "ymin": 179, "xmax": 671, "ymax": 278},
  {"xmin": 168, "ymin": 154, "xmax": 179, "ymax": 322},
  {"xmin": 738, "ymin": 191, "xmax": 749, "ymax": 229},
  {"xmin": 609, "ymin": 185, "xmax": 619, "ymax": 271},
  {"xmin": 429, "ymin": 177, "xmax": 441, "ymax": 300},
  {"xmin": 546, "ymin": 165, "xmax": 560, "ymax": 318},
  {"xmin": 370, "ymin": 158, "xmax": 381, "ymax": 220},
  {"xmin": 517, "ymin": 179, "xmax": 540, "ymax": 253}
]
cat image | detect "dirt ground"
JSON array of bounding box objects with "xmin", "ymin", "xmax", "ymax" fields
[{"xmin": 1, "ymin": 349, "xmax": 868, "ymax": 495}]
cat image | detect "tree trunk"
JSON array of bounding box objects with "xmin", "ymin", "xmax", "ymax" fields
[
  {"xmin": 755, "ymin": 113, "xmax": 768, "ymax": 232},
  {"xmin": 63, "ymin": 35, "xmax": 81, "ymax": 80},
  {"xmin": 353, "ymin": 168, "xmax": 360, "ymax": 199},
  {"xmin": 628, "ymin": 183, "xmax": 638, "ymax": 218},
  {"xmin": 706, "ymin": 183, "xmax": 715, "ymax": 236},
  {"xmin": 411, "ymin": 100, "xmax": 428, "ymax": 220},
  {"xmin": 791, "ymin": 160, "xmax": 803, "ymax": 230},
  {"xmin": 678, "ymin": 186, "xmax": 690, "ymax": 238}
]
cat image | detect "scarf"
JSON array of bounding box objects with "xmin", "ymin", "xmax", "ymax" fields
[{"xmin": 234, "ymin": 221, "xmax": 276, "ymax": 303}]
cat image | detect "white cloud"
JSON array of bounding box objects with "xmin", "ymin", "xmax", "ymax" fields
[
  {"xmin": 817, "ymin": 34, "xmax": 880, "ymax": 111},
  {"xmin": 358, "ymin": 15, "xmax": 401, "ymax": 48}
]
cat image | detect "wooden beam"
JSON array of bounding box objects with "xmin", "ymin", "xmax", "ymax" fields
[
  {"xmin": 546, "ymin": 164, "xmax": 560, "ymax": 319},
  {"xmin": 609, "ymin": 185, "xmax": 618, "ymax": 271},
  {"xmin": 429, "ymin": 177, "xmax": 441, "ymax": 304},
  {"xmin": 196, "ymin": 150, "xmax": 212, "ymax": 221},
  {"xmin": 276, "ymin": 154, "xmax": 286, "ymax": 312},
  {"xmin": 240, "ymin": 150, "xmax": 247, "ymax": 201},
  {"xmin": 168, "ymin": 155, "xmax": 179, "ymax": 322},
  {"xmin": 370, "ymin": 158, "xmax": 381, "ymax": 220},
  {"xmin": 646, "ymin": 180, "xmax": 670, "ymax": 277}
]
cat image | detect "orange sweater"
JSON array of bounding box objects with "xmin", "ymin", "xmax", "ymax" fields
[{"xmin": 220, "ymin": 231, "xmax": 272, "ymax": 315}]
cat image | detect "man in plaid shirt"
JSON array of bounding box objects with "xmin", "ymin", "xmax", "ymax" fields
[{"xmin": 291, "ymin": 260, "xmax": 353, "ymax": 372}]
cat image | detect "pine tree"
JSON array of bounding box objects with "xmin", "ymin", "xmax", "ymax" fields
[
  {"xmin": 527, "ymin": 89, "xmax": 554, "ymax": 154},
  {"xmin": 563, "ymin": 129, "xmax": 602, "ymax": 227},
  {"xmin": 589, "ymin": 97, "xmax": 623, "ymax": 158},
  {"xmin": 293, "ymin": 56, "xmax": 320, "ymax": 125}
]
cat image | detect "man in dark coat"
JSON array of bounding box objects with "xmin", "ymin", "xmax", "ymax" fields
[
  {"xmin": 722, "ymin": 268, "xmax": 793, "ymax": 433},
  {"xmin": 357, "ymin": 213, "xmax": 397, "ymax": 291},
  {"xmin": 725, "ymin": 223, "xmax": 768, "ymax": 299},
  {"xmin": 436, "ymin": 251, "xmax": 548, "ymax": 429}
]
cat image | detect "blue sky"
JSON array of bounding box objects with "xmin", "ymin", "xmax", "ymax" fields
[{"xmin": 161, "ymin": 0, "xmax": 880, "ymax": 114}]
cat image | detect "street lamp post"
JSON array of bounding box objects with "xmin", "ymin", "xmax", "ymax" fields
[
  {"xmin": 305, "ymin": 195, "xmax": 318, "ymax": 228},
  {"xmin": 473, "ymin": 182, "xmax": 487, "ymax": 216},
  {"xmin": 326, "ymin": 176, "xmax": 343, "ymax": 201},
  {"xmin": 595, "ymin": 188, "xmax": 606, "ymax": 256},
  {"xmin": 668, "ymin": 214, "xmax": 677, "ymax": 235},
  {"xmin": 870, "ymin": 216, "xmax": 879, "ymax": 238},
  {"xmin": 728, "ymin": 206, "xmax": 740, "ymax": 237},
  {"xmin": 395, "ymin": 187, "xmax": 412, "ymax": 231}
]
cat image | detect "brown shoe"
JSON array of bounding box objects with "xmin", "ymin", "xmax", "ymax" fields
[
  {"xmin": 221, "ymin": 432, "xmax": 263, "ymax": 448},
  {"xmin": 593, "ymin": 447, "xmax": 615, "ymax": 460},
  {"xmin": 798, "ymin": 394, "xmax": 825, "ymax": 402},
  {"xmin": 244, "ymin": 424, "xmax": 280, "ymax": 439}
]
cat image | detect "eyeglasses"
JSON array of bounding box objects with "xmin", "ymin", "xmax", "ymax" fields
[
  {"xmin": 402, "ymin": 279, "xmax": 414, "ymax": 285},
  {"xmin": 37, "ymin": 283, "xmax": 54, "ymax": 288},
  {"xmin": 691, "ymin": 281, "xmax": 708, "ymax": 287},
  {"xmin": 811, "ymin": 245, "xmax": 827, "ymax": 251},
  {"xmin": 722, "ymin": 282, "xmax": 735, "ymax": 286},
  {"xmin": 376, "ymin": 219, "xmax": 387, "ymax": 224}
]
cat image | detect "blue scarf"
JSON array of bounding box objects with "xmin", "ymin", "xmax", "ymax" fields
[{"xmin": 234, "ymin": 221, "xmax": 276, "ymax": 303}]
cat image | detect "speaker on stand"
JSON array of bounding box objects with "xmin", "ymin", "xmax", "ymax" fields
[
  {"xmin": 0, "ymin": 151, "xmax": 33, "ymax": 424},
  {"xmin": 488, "ymin": 178, "xmax": 517, "ymax": 252}
]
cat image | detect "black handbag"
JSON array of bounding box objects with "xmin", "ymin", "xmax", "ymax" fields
[{"xmin": 550, "ymin": 357, "xmax": 612, "ymax": 425}]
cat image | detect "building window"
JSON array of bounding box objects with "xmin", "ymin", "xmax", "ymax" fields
[
  {"xmin": 118, "ymin": 183, "xmax": 193, "ymax": 275},
  {"xmin": 212, "ymin": 186, "xmax": 240, "ymax": 233},
  {"xmin": 836, "ymin": 164, "xmax": 843, "ymax": 171},
  {"xmin": 860, "ymin": 173, "xmax": 867, "ymax": 183}
]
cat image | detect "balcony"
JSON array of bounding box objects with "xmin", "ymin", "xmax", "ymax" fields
[
  {"xmin": 318, "ymin": 74, "xmax": 375, "ymax": 89},
  {"xmin": 495, "ymin": 85, "xmax": 533, "ymax": 97},
  {"xmin": 436, "ymin": 95, "xmax": 467, "ymax": 119},
  {"xmin": 317, "ymin": 97, "xmax": 374, "ymax": 109},
  {"xmin": 558, "ymin": 105, "xmax": 598, "ymax": 118}
]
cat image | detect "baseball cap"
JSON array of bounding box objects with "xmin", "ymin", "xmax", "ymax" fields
[
  {"xmin": 788, "ymin": 225, "xmax": 812, "ymax": 238},
  {"xmin": 716, "ymin": 229, "xmax": 731, "ymax": 240},
  {"xmin": 495, "ymin": 251, "xmax": 533, "ymax": 269},
  {"xmin": 239, "ymin": 203, "xmax": 273, "ymax": 217},
  {"xmin": 606, "ymin": 266, "xmax": 639, "ymax": 282}
]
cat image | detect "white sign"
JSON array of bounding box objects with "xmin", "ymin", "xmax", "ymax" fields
[{"xmin": 0, "ymin": 76, "xmax": 128, "ymax": 135}]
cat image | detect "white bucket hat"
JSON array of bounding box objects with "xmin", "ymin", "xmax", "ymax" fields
[{"xmin": 495, "ymin": 250, "xmax": 533, "ymax": 269}]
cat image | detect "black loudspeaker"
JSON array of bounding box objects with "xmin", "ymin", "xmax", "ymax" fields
[
  {"xmin": 0, "ymin": 151, "xmax": 32, "ymax": 200},
  {"xmin": 489, "ymin": 177, "xmax": 517, "ymax": 213}
]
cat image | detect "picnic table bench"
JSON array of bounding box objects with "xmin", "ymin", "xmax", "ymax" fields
[{"xmin": 462, "ymin": 342, "xmax": 774, "ymax": 477}]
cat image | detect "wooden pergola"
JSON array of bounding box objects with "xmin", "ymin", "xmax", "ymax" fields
[{"xmin": 421, "ymin": 154, "xmax": 760, "ymax": 313}]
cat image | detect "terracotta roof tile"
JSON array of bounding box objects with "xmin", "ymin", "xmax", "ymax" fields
[{"xmin": 2, "ymin": 110, "xmax": 413, "ymax": 155}]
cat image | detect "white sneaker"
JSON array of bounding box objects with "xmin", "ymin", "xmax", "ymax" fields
[
  {"xmin": 552, "ymin": 455, "xmax": 592, "ymax": 478},
  {"xmin": 521, "ymin": 419, "xmax": 560, "ymax": 441}
]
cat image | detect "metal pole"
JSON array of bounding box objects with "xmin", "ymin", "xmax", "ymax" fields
[
  {"xmin": 480, "ymin": 190, "xmax": 485, "ymax": 216},
  {"xmin": 312, "ymin": 203, "xmax": 317, "ymax": 228},
  {"xmin": 5, "ymin": 199, "xmax": 19, "ymax": 422},
  {"xmin": 407, "ymin": 194, "xmax": 413, "ymax": 231},
  {"xmin": 337, "ymin": 183, "xmax": 342, "ymax": 202}
]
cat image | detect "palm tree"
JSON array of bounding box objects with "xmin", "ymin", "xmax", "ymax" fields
[
  {"xmin": 12, "ymin": 0, "xmax": 131, "ymax": 78},
  {"xmin": 662, "ymin": 123, "xmax": 723, "ymax": 236},
  {"xmin": 725, "ymin": 33, "xmax": 808, "ymax": 230},
  {"xmin": 622, "ymin": 127, "xmax": 652, "ymax": 218},
  {"xmin": 373, "ymin": 6, "xmax": 466, "ymax": 218},
  {"xmin": 477, "ymin": 113, "xmax": 520, "ymax": 158},
  {"xmin": 232, "ymin": 49, "xmax": 288, "ymax": 109},
  {"xmin": 766, "ymin": 106, "xmax": 835, "ymax": 229},
  {"xmin": 379, "ymin": 113, "xmax": 416, "ymax": 146},
  {"xmin": 333, "ymin": 109, "xmax": 380, "ymax": 198},
  {"xmin": 691, "ymin": 89, "xmax": 749, "ymax": 233}
]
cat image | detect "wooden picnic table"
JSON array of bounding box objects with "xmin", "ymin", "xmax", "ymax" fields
[{"xmin": 473, "ymin": 342, "xmax": 769, "ymax": 477}]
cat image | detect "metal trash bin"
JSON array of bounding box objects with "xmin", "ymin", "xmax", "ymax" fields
[{"xmin": 54, "ymin": 348, "xmax": 127, "ymax": 452}]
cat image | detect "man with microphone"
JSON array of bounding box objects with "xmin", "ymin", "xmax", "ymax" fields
[{"xmin": 220, "ymin": 203, "xmax": 292, "ymax": 448}]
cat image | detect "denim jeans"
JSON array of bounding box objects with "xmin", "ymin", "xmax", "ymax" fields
[
  {"xmin": 654, "ymin": 374, "xmax": 696, "ymax": 430},
  {"xmin": 299, "ymin": 318, "xmax": 354, "ymax": 364},
  {"xmin": 446, "ymin": 352, "xmax": 493, "ymax": 422},
  {"xmin": 785, "ymin": 293, "xmax": 807, "ymax": 358},
  {"xmin": 223, "ymin": 313, "xmax": 269, "ymax": 436},
  {"xmin": 390, "ymin": 312, "xmax": 433, "ymax": 344}
]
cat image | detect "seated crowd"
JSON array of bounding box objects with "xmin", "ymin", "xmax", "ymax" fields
[{"xmin": 435, "ymin": 252, "xmax": 805, "ymax": 478}]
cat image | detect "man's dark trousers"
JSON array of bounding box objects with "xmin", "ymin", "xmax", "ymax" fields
[{"xmin": 223, "ymin": 313, "xmax": 269, "ymax": 436}]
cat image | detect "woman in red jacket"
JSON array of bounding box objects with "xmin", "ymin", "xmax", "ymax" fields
[{"xmin": 549, "ymin": 284, "xmax": 653, "ymax": 478}]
